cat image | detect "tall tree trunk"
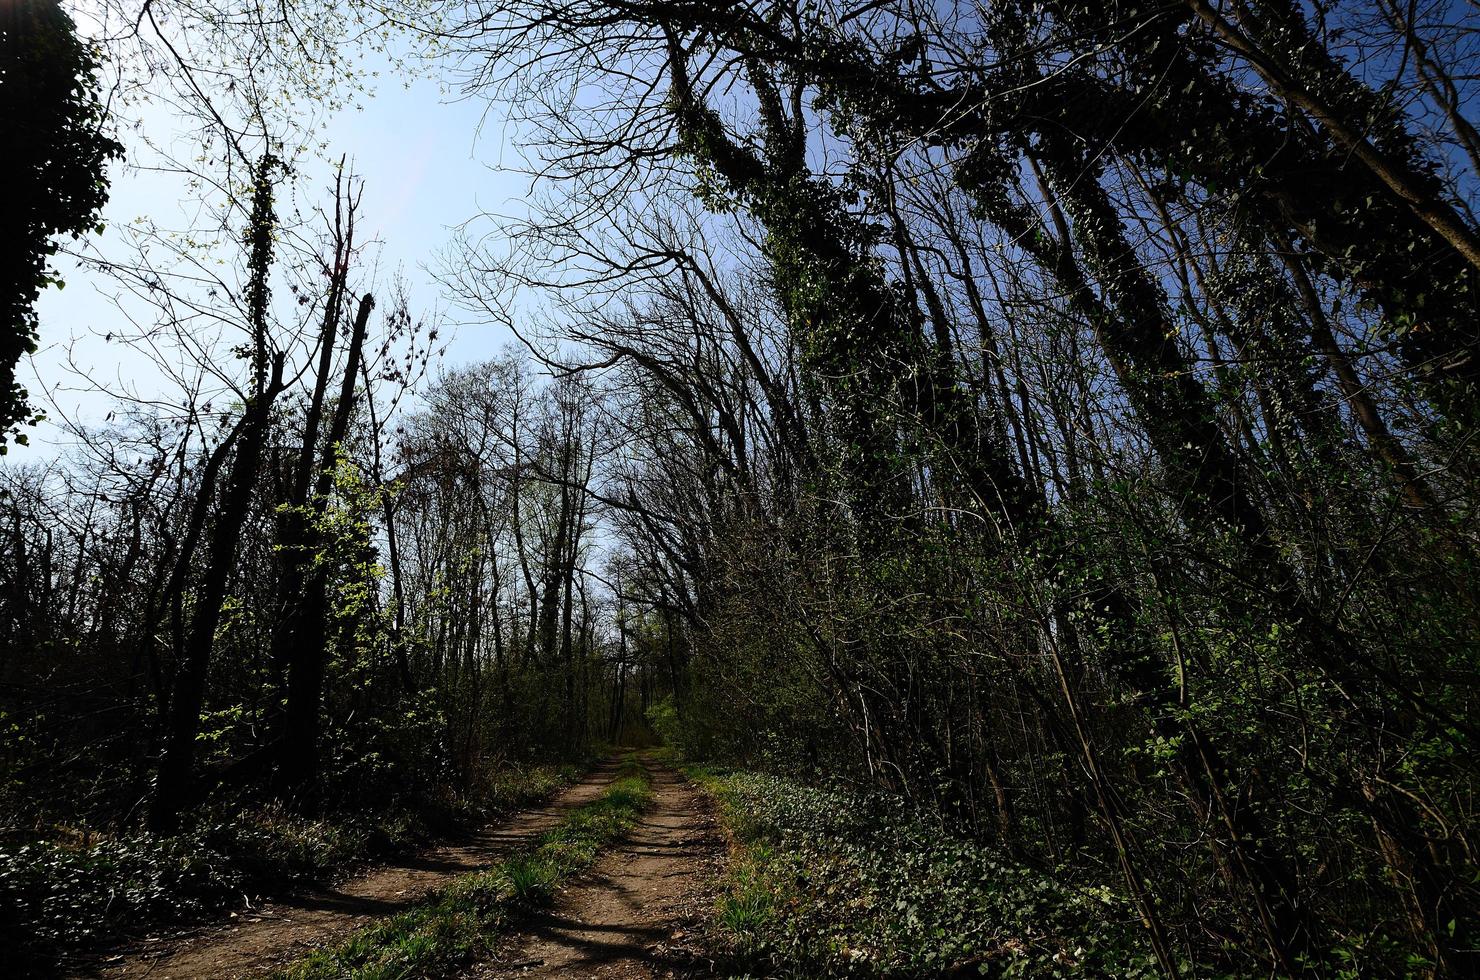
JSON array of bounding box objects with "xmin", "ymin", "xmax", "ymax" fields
[
  {"xmin": 150, "ymin": 156, "xmax": 282, "ymax": 834},
  {"xmin": 276, "ymin": 292, "xmax": 374, "ymax": 808},
  {"xmin": 150, "ymin": 365, "xmax": 283, "ymax": 833}
]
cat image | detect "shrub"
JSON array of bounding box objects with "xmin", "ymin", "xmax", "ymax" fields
[
  {"xmin": 695, "ymin": 770, "xmax": 1163, "ymax": 978},
  {"xmin": 0, "ymin": 763, "xmax": 577, "ymax": 972}
]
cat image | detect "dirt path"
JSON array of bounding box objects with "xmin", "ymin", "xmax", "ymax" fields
[
  {"xmin": 82, "ymin": 762, "xmax": 623, "ymax": 980},
  {"xmin": 475, "ymin": 765, "xmax": 723, "ymax": 980}
]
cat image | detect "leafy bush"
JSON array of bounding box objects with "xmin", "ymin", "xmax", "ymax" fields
[
  {"xmin": 205, "ymin": 805, "xmax": 372, "ymax": 883},
  {"xmin": 0, "ymin": 763, "xmax": 576, "ymax": 973},
  {"xmin": 693, "ymin": 769, "xmax": 1162, "ymax": 978},
  {"xmin": 0, "ymin": 831, "xmax": 243, "ymax": 970},
  {"xmin": 645, "ymin": 696, "xmax": 688, "ymax": 754},
  {"xmin": 477, "ymin": 763, "xmax": 580, "ymax": 817}
]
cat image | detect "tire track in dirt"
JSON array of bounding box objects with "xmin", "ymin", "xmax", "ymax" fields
[
  {"xmin": 476, "ymin": 763, "xmax": 724, "ymax": 980},
  {"xmin": 79, "ymin": 761, "xmax": 623, "ymax": 980}
]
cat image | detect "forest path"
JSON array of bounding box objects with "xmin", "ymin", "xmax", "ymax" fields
[
  {"xmin": 474, "ymin": 762, "xmax": 723, "ymax": 979},
  {"xmin": 82, "ymin": 761, "xmax": 624, "ymax": 980}
]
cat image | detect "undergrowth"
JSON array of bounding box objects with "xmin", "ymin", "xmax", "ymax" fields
[
  {"xmin": 270, "ymin": 757, "xmax": 652, "ymax": 980},
  {"xmin": 0, "ymin": 763, "xmax": 577, "ymax": 976},
  {"xmin": 688, "ymin": 767, "xmax": 1162, "ymax": 978}
]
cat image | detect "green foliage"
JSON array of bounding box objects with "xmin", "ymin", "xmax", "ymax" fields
[
  {"xmin": 0, "ymin": 0, "xmax": 122, "ymax": 446},
  {"xmin": 278, "ymin": 870, "xmax": 512, "ymax": 980},
  {"xmin": 0, "ymin": 834, "xmax": 240, "ymax": 960},
  {"xmin": 304, "ymin": 458, "xmax": 464, "ymax": 814},
  {"xmin": 693, "ymin": 768, "xmax": 1161, "ymax": 978},
  {"xmin": 645, "ymin": 696, "xmax": 685, "ymax": 752},
  {"xmin": 716, "ymin": 841, "xmax": 777, "ymax": 938},
  {"xmin": 272, "ymin": 760, "xmax": 652, "ymax": 980},
  {"xmin": 0, "ymin": 815, "xmax": 354, "ymax": 973},
  {"xmin": 500, "ymin": 853, "xmax": 556, "ymax": 903},
  {"xmin": 0, "ymin": 764, "xmax": 575, "ymax": 973}
]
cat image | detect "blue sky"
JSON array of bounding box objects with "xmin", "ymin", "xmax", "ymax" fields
[{"xmin": 26, "ymin": 43, "xmax": 528, "ymax": 457}]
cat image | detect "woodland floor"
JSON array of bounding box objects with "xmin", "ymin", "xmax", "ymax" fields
[{"xmin": 73, "ymin": 757, "xmax": 724, "ymax": 980}]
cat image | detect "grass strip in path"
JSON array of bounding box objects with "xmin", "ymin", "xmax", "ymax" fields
[{"xmin": 268, "ymin": 759, "xmax": 652, "ymax": 980}]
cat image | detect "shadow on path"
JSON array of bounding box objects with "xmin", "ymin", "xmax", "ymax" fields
[{"xmin": 477, "ymin": 760, "xmax": 724, "ymax": 980}]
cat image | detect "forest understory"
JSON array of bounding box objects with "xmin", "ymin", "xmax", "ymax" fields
[
  {"xmin": 5, "ymin": 0, "xmax": 1480, "ymax": 976},
  {"xmin": 35, "ymin": 753, "xmax": 1177, "ymax": 980}
]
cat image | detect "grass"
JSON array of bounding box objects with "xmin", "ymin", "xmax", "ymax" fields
[
  {"xmin": 269, "ymin": 758, "xmax": 653, "ymax": 980},
  {"xmin": 687, "ymin": 765, "xmax": 1162, "ymax": 978}
]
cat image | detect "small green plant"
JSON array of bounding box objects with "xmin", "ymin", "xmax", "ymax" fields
[
  {"xmin": 717, "ymin": 869, "xmax": 774, "ymax": 936},
  {"xmin": 501, "ymin": 855, "xmax": 555, "ymax": 902}
]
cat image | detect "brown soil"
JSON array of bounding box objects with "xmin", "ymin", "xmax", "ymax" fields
[
  {"xmin": 475, "ymin": 764, "xmax": 725, "ymax": 980},
  {"xmin": 78, "ymin": 761, "xmax": 623, "ymax": 980}
]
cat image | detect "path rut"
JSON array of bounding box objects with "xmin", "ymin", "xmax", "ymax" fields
[
  {"xmin": 476, "ymin": 764, "xmax": 722, "ymax": 980},
  {"xmin": 82, "ymin": 762, "xmax": 621, "ymax": 980}
]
